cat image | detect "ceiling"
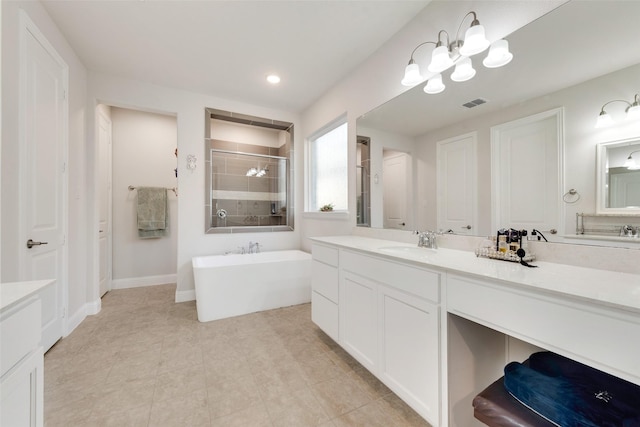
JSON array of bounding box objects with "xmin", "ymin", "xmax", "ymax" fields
[
  {"xmin": 41, "ymin": 0, "xmax": 430, "ymax": 112},
  {"xmin": 358, "ymin": 0, "xmax": 640, "ymax": 136}
]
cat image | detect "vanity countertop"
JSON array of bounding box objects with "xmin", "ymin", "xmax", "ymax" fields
[
  {"xmin": 1, "ymin": 279, "xmax": 55, "ymax": 313},
  {"xmin": 310, "ymin": 236, "xmax": 640, "ymax": 313}
]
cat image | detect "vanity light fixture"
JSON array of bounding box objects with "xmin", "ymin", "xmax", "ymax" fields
[
  {"xmin": 623, "ymin": 150, "xmax": 640, "ymax": 170},
  {"xmin": 401, "ymin": 11, "xmax": 513, "ymax": 94},
  {"xmin": 595, "ymin": 93, "xmax": 640, "ymax": 128}
]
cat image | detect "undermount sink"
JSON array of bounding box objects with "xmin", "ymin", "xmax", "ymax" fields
[{"xmin": 377, "ymin": 246, "xmax": 437, "ymax": 256}]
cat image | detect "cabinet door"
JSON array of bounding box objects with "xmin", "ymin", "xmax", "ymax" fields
[
  {"xmin": 311, "ymin": 291, "xmax": 339, "ymax": 341},
  {"xmin": 379, "ymin": 285, "xmax": 439, "ymax": 426},
  {"xmin": 341, "ymin": 272, "xmax": 378, "ymax": 371},
  {"xmin": 0, "ymin": 348, "xmax": 44, "ymax": 427}
]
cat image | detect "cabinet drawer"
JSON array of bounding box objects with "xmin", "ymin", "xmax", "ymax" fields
[
  {"xmin": 312, "ymin": 244, "xmax": 339, "ymax": 267},
  {"xmin": 1, "ymin": 298, "xmax": 41, "ymax": 377},
  {"xmin": 341, "ymin": 250, "xmax": 440, "ymax": 303},
  {"xmin": 447, "ymin": 274, "xmax": 640, "ymax": 385},
  {"xmin": 311, "ymin": 291, "xmax": 339, "ymax": 341},
  {"xmin": 312, "ymin": 261, "xmax": 339, "ymax": 303}
]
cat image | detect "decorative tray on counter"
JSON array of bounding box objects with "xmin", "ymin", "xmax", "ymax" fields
[{"xmin": 475, "ymin": 247, "xmax": 535, "ymax": 263}]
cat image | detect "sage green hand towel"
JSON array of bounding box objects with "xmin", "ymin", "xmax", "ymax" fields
[{"xmin": 137, "ymin": 187, "xmax": 168, "ymax": 239}]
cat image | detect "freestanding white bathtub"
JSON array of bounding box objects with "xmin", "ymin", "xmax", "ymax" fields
[{"xmin": 192, "ymin": 250, "xmax": 312, "ymax": 322}]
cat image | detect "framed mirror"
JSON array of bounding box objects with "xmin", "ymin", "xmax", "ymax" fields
[
  {"xmin": 596, "ymin": 138, "xmax": 640, "ymax": 215},
  {"xmin": 204, "ymin": 108, "xmax": 294, "ymax": 233}
]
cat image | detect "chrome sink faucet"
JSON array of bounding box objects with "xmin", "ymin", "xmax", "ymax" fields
[
  {"xmin": 248, "ymin": 241, "xmax": 261, "ymax": 253},
  {"xmin": 414, "ymin": 230, "xmax": 438, "ymax": 249}
]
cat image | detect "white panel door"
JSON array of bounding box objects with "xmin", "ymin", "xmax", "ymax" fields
[
  {"xmin": 436, "ymin": 132, "xmax": 477, "ymax": 235},
  {"xmin": 491, "ymin": 108, "xmax": 563, "ymax": 234},
  {"xmin": 20, "ymin": 12, "xmax": 68, "ymax": 352},
  {"xmin": 97, "ymin": 111, "xmax": 112, "ymax": 297},
  {"xmin": 383, "ymin": 152, "xmax": 409, "ymax": 229}
]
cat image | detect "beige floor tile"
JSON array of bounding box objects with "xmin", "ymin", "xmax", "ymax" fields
[
  {"xmin": 298, "ymin": 353, "xmax": 345, "ymax": 385},
  {"xmin": 332, "ymin": 400, "xmax": 400, "ymax": 427},
  {"xmin": 265, "ymin": 386, "xmax": 330, "ymax": 427},
  {"xmin": 148, "ymin": 388, "xmax": 210, "ymax": 427},
  {"xmin": 107, "ymin": 349, "xmax": 161, "ymax": 383},
  {"xmin": 210, "ymin": 402, "xmax": 273, "ymax": 427},
  {"xmin": 310, "ymin": 376, "xmax": 374, "ymax": 418},
  {"xmin": 153, "ymin": 364, "xmax": 208, "ymax": 402},
  {"xmin": 204, "ymin": 355, "xmax": 253, "ymax": 384},
  {"xmin": 44, "ymin": 396, "xmax": 93, "ymax": 427},
  {"xmin": 90, "ymin": 377, "xmax": 157, "ymax": 418},
  {"xmin": 44, "ymin": 285, "xmax": 431, "ymax": 427},
  {"xmin": 377, "ymin": 393, "xmax": 432, "ymax": 426},
  {"xmin": 85, "ymin": 404, "xmax": 151, "ymax": 427},
  {"xmin": 346, "ymin": 367, "xmax": 392, "ymax": 399},
  {"xmin": 158, "ymin": 342, "xmax": 204, "ymax": 373}
]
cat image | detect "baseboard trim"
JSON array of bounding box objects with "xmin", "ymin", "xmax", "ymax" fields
[
  {"xmin": 175, "ymin": 289, "xmax": 196, "ymax": 303},
  {"xmin": 112, "ymin": 274, "xmax": 177, "ymax": 290},
  {"xmin": 65, "ymin": 297, "xmax": 100, "ymax": 336},
  {"xmin": 85, "ymin": 298, "xmax": 101, "ymax": 315}
]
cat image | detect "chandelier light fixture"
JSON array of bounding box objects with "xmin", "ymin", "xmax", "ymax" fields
[
  {"xmin": 596, "ymin": 94, "xmax": 640, "ymax": 128},
  {"xmin": 401, "ymin": 11, "xmax": 513, "ymax": 95}
]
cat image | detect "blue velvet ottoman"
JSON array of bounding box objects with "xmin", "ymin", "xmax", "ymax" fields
[{"xmin": 474, "ymin": 352, "xmax": 640, "ymax": 427}]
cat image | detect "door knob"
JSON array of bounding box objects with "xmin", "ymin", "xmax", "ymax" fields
[
  {"xmin": 399, "ymin": 222, "xmax": 406, "ymax": 226},
  {"xmin": 461, "ymin": 225, "xmax": 472, "ymax": 230},
  {"xmin": 26, "ymin": 239, "xmax": 48, "ymax": 249}
]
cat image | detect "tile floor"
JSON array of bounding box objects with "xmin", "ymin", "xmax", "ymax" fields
[{"xmin": 44, "ymin": 284, "xmax": 431, "ymax": 427}]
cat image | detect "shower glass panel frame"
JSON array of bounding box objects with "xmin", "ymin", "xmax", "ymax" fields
[
  {"xmin": 204, "ymin": 107, "xmax": 294, "ymax": 234},
  {"xmin": 207, "ymin": 150, "xmax": 290, "ymax": 232}
]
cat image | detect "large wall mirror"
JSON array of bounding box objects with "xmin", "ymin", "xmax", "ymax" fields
[
  {"xmin": 204, "ymin": 108, "xmax": 294, "ymax": 233},
  {"xmin": 356, "ymin": 0, "xmax": 640, "ymax": 246}
]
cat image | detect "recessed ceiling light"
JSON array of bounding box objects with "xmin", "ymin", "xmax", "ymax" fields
[{"xmin": 266, "ymin": 75, "xmax": 281, "ymax": 84}]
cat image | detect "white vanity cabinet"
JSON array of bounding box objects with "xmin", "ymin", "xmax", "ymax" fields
[
  {"xmin": 314, "ymin": 246, "xmax": 442, "ymax": 426},
  {"xmin": 311, "ymin": 243, "xmax": 340, "ymax": 341},
  {"xmin": 1, "ymin": 288, "xmax": 47, "ymax": 427}
]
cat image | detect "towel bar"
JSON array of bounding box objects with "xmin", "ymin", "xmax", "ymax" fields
[{"xmin": 128, "ymin": 185, "xmax": 177, "ymax": 196}]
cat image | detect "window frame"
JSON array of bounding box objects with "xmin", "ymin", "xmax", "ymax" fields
[{"xmin": 304, "ymin": 114, "xmax": 349, "ymax": 218}]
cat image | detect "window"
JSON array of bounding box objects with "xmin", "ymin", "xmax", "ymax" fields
[{"xmin": 307, "ymin": 119, "xmax": 348, "ymax": 213}]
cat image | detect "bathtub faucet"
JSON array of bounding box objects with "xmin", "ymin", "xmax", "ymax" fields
[{"xmin": 248, "ymin": 241, "xmax": 261, "ymax": 254}]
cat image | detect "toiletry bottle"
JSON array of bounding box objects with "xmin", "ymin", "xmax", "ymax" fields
[{"xmin": 498, "ymin": 235, "xmax": 508, "ymax": 253}]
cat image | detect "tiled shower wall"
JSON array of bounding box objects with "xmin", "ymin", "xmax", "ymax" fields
[{"xmin": 210, "ymin": 139, "xmax": 288, "ymax": 227}]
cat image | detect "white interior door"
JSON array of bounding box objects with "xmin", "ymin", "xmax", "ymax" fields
[
  {"xmin": 491, "ymin": 108, "xmax": 563, "ymax": 234},
  {"xmin": 610, "ymin": 172, "xmax": 640, "ymax": 208},
  {"xmin": 383, "ymin": 152, "xmax": 409, "ymax": 229},
  {"xmin": 437, "ymin": 132, "xmax": 477, "ymax": 235},
  {"xmin": 98, "ymin": 110, "xmax": 112, "ymax": 297},
  {"xmin": 20, "ymin": 12, "xmax": 68, "ymax": 352}
]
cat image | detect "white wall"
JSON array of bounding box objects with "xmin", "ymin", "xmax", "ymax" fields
[
  {"xmin": 1, "ymin": 1, "xmax": 90, "ymax": 330},
  {"xmin": 110, "ymin": 107, "xmax": 178, "ymax": 287},
  {"xmin": 87, "ymin": 73, "xmax": 301, "ymax": 302},
  {"xmin": 299, "ymin": 0, "xmax": 564, "ymax": 251}
]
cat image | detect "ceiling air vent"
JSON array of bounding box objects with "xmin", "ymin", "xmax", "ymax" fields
[{"xmin": 462, "ymin": 98, "xmax": 488, "ymax": 109}]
